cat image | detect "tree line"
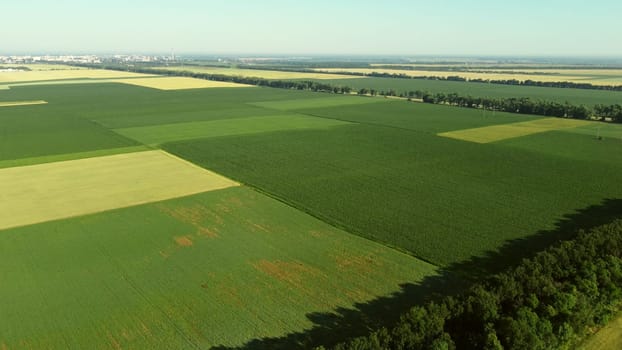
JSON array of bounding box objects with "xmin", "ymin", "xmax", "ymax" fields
[
  {"xmin": 73, "ymin": 63, "xmax": 621, "ymax": 123},
  {"xmin": 320, "ymin": 219, "xmax": 622, "ymax": 350}
]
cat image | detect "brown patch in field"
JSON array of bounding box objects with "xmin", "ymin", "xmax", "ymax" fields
[
  {"xmin": 175, "ymin": 236, "xmax": 193, "ymax": 247},
  {"xmin": 139, "ymin": 322, "xmax": 152, "ymax": 336},
  {"xmin": 252, "ymin": 260, "xmax": 322, "ymax": 289},
  {"xmin": 309, "ymin": 230, "xmax": 326, "ymax": 238},
  {"xmin": 107, "ymin": 332, "xmax": 122, "ymax": 350},
  {"xmin": 216, "ymin": 284, "xmax": 244, "ymax": 307},
  {"xmin": 197, "ymin": 226, "xmax": 219, "ymax": 238},
  {"xmin": 159, "ymin": 250, "xmax": 170, "ymax": 258},
  {"xmin": 1, "ymin": 343, "xmax": 7, "ymax": 350},
  {"xmin": 159, "ymin": 203, "xmax": 223, "ymax": 238},
  {"xmin": 334, "ymin": 254, "xmax": 382, "ymax": 274}
]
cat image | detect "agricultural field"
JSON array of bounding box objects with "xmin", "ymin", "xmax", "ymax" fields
[
  {"xmin": 164, "ymin": 99, "xmax": 622, "ymax": 266},
  {"xmin": 315, "ymin": 67, "xmax": 622, "ymax": 86},
  {"xmin": 155, "ymin": 65, "xmax": 363, "ymax": 80},
  {"xmin": 579, "ymin": 313, "xmax": 622, "ymax": 350},
  {"xmin": 0, "ymin": 150, "xmax": 238, "ymax": 230},
  {"xmin": 0, "ymin": 186, "xmax": 436, "ymax": 349},
  {"xmin": 2, "ymin": 75, "xmax": 622, "ymax": 348},
  {"xmin": 114, "ymin": 76, "xmax": 253, "ymax": 90},
  {"xmin": 317, "ymin": 76, "xmax": 622, "ymax": 106}
]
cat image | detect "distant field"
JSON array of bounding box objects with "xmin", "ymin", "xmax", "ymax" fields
[
  {"xmin": 156, "ymin": 65, "xmax": 364, "ymax": 80},
  {"xmin": 0, "ymin": 186, "xmax": 436, "ymax": 349},
  {"xmin": 317, "ymin": 76, "xmax": 622, "ymax": 106},
  {"xmin": 0, "ymin": 100, "xmax": 47, "ymax": 107},
  {"xmin": 0, "ymin": 150, "xmax": 238, "ymax": 230},
  {"xmin": 115, "ymin": 76, "xmax": 254, "ymax": 90},
  {"xmin": 439, "ymin": 117, "xmax": 591, "ymax": 143},
  {"xmin": 250, "ymin": 95, "xmax": 384, "ymax": 110},
  {"xmin": 116, "ymin": 114, "xmax": 351, "ymax": 145},
  {"xmin": 0, "ymin": 63, "xmax": 86, "ymax": 71},
  {"xmin": 316, "ymin": 68, "xmax": 622, "ymax": 86},
  {"xmin": 0, "ymin": 68, "xmax": 153, "ymax": 84}
]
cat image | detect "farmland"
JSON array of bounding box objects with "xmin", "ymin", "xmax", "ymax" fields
[
  {"xmin": 155, "ymin": 65, "xmax": 363, "ymax": 80},
  {"xmin": 0, "ymin": 186, "xmax": 436, "ymax": 349},
  {"xmin": 165, "ymin": 99, "xmax": 622, "ymax": 266},
  {"xmin": 2, "ymin": 73, "xmax": 622, "ymax": 348},
  {"xmin": 315, "ymin": 67, "xmax": 622, "ymax": 86},
  {"xmin": 317, "ymin": 76, "xmax": 622, "ymax": 106}
]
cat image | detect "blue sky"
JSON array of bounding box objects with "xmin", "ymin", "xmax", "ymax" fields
[{"xmin": 3, "ymin": 0, "xmax": 621, "ymax": 56}]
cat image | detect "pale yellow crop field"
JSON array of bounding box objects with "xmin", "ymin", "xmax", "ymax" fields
[
  {"xmin": 0, "ymin": 64, "xmax": 86, "ymax": 71},
  {"xmin": 579, "ymin": 314, "xmax": 622, "ymax": 350},
  {"xmin": 438, "ymin": 118, "xmax": 591, "ymax": 143},
  {"xmin": 0, "ymin": 150, "xmax": 239, "ymax": 230},
  {"xmin": 316, "ymin": 68, "xmax": 585, "ymax": 84},
  {"xmin": 0, "ymin": 69, "xmax": 154, "ymax": 84},
  {"xmin": 0, "ymin": 100, "xmax": 47, "ymax": 107},
  {"xmin": 159, "ymin": 66, "xmax": 363, "ymax": 80},
  {"xmin": 318, "ymin": 67, "xmax": 622, "ymax": 86},
  {"xmin": 114, "ymin": 76, "xmax": 254, "ymax": 90}
]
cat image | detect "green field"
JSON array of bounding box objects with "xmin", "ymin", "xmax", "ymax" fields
[
  {"xmin": 0, "ymin": 186, "xmax": 436, "ymax": 349},
  {"xmin": 319, "ymin": 76, "xmax": 622, "ymax": 106},
  {"xmin": 115, "ymin": 114, "xmax": 351, "ymax": 145},
  {"xmin": 165, "ymin": 99, "xmax": 622, "ymax": 266},
  {"xmin": 2, "ymin": 78, "xmax": 622, "ymax": 348}
]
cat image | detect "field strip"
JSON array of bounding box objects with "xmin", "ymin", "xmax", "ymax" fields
[
  {"xmin": 0, "ymin": 145, "xmax": 151, "ymax": 170},
  {"xmin": 114, "ymin": 77, "xmax": 254, "ymax": 90},
  {"xmin": 114, "ymin": 114, "xmax": 352, "ymax": 145},
  {"xmin": 438, "ymin": 118, "xmax": 592, "ymax": 143},
  {"xmin": 0, "ymin": 150, "xmax": 239, "ymax": 230},
  {"xmin": 0, "ymin": 100, "xmax": 47, "ymax": 107},
  {"xmin": 154, "ymin": 66, "xmax": 365, "ymax": 80},
  {"xmin": 0, "ymin": 69, "xmax": 155, "ymax": 84},
  {"xmin": 250, "ymin": 96, "xmax": 384, "ymax": 110}
]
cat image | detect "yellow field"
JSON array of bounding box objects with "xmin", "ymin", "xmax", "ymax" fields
[
  {"xmin": 159, "ymin": 66, "xmax": 364, "ymax": 80},
  {"xmin": 0, "ymin": 64, "xmax": 86, "ymax": 71},
  {"xmin": 0, "ymin": 69, "xmax": 154, "ymax": 84},
  {"xmin": 579, "ymin": 314, "xmax": 622, "ymax": 350},
  {"xmin": 0, "ymin": 150, "xmax": 239, "ymax": 230},
  {"xmin": 114, "ymin": 76, "xmax": 254, "ymax": 90},
  {"xmin": 438, "ymin": 118, "xmax": 591, "ymax": 143},
  {"xmin": 316, "ymin": 68, "xmax": 586, "ymax": 84},
  {"xmin": 0, "ymin": 100, "xmax": 47, "ymax": 107}
]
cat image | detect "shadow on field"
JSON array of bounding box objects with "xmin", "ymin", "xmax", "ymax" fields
[{"xmin": 211, "ymin": 198, "xmax": 622, "ymax": 350}]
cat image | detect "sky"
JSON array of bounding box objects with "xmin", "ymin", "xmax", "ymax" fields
[{"xmin": 3, "ymin": 0, "xmax": 622, "ymax": 57}]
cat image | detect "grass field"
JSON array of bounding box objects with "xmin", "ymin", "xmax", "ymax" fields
[
  {"xmin": 0, "ymin": 150, "xmax": 238, "ymax": 230},
  {"xmin": 156, "ymin": 66, "xmax": 364, "ymax": 80},
  {"xmin": 316, "ymin": 68, "xmax": 622, "ymax": 86},
  {"xmin": 438, "ymin": 117, "xmax": 591, "ymax": 143},
  {"xmin": 318, "ymin": 76, "xmax": 622, "ymax": 106},
  {"xmin": 115, "ymin": 114, "xmax": 351, "ymax": 145},
  {"xmin": 0, "ymin": 186, "xmax": 436, "ymax": 349}
]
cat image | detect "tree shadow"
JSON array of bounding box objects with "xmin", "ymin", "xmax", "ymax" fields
[{"xmin": 211, "ymin": 198, "xmax": 622, "ymax": 350}]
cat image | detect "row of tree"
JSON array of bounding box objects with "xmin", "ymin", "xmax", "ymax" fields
[
  {"xmin": 415, "ymin": 92, "xmax": 621, "ymax": 122},
  {"xmin": 75, "ymin": 64, "xmax": 621, "ymax": 123},
  {"xmin": 321, "ymin": 219, "xmax": 622, "ymax": 350}
]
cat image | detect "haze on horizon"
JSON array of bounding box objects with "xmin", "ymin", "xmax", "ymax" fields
[{"xmin": 4, "ymin": 0, "xmax": 622, "ymax": 57}]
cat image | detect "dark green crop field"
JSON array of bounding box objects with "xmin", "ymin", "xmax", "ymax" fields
[
  {"xmin": 165, "ymin": 99, "xmax": 622, "ymax": 266},
  {"xmin": 319, "ymin": 77, "xmax": 622, "ymax": 106}
]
